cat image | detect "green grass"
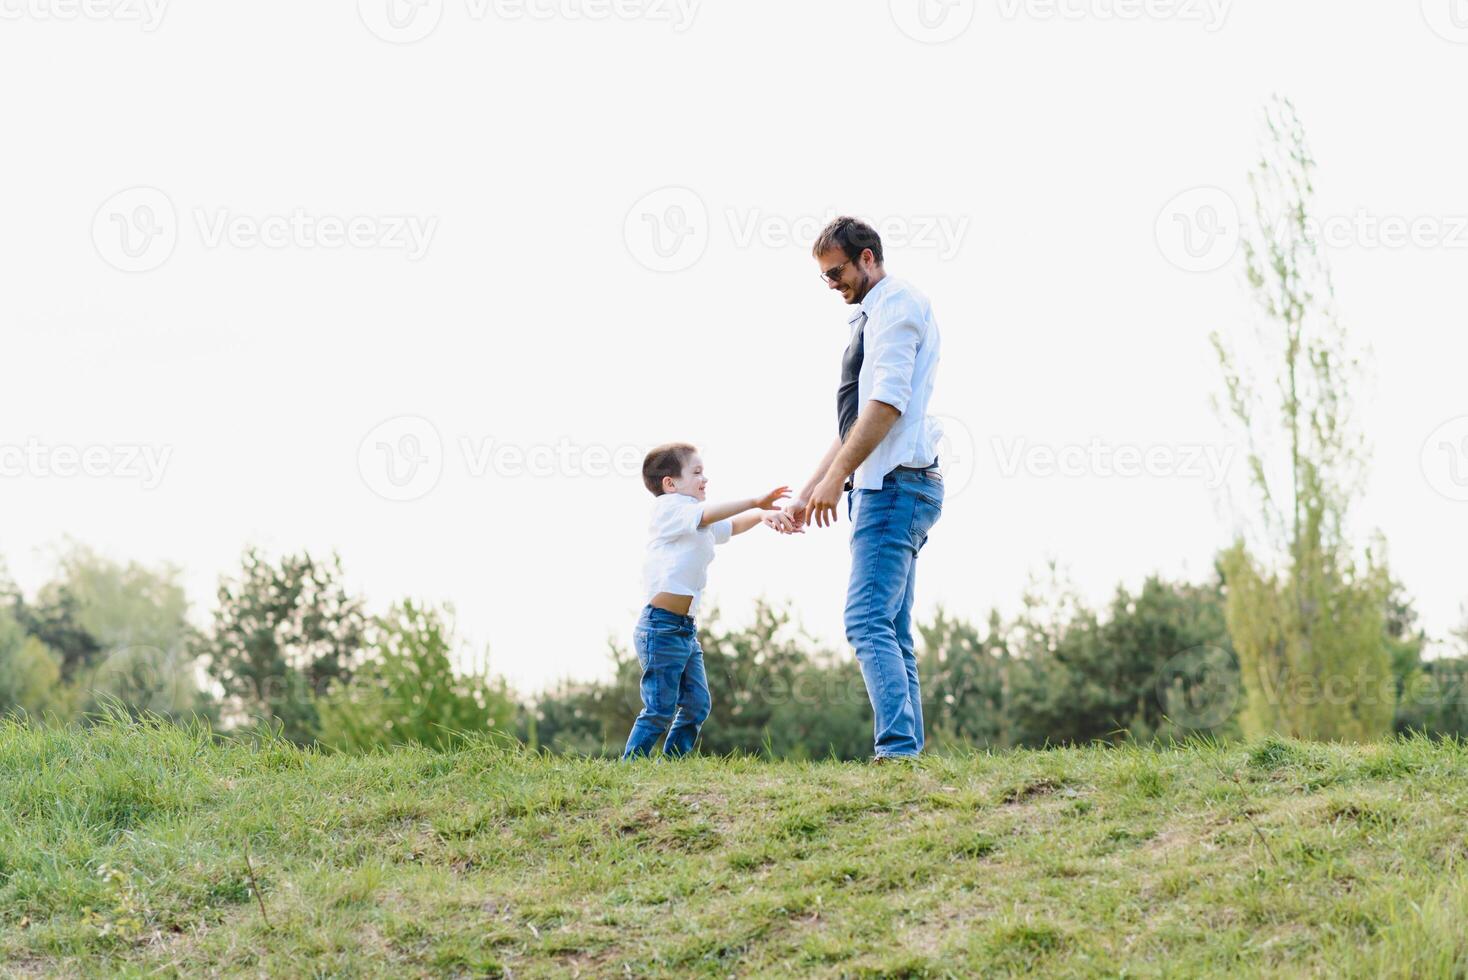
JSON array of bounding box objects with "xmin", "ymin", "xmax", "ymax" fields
[{"xmin": 3, "ymin": 718, "xmax": 1468, "ymax": 977}]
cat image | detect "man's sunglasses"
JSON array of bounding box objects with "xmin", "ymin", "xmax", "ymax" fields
[{"xmin": 821, "ymin": 259, "xmax": 854, "ymax": 284}]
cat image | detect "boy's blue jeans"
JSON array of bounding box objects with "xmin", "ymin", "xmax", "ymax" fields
[
  {"xmin": 621, "ymin": 605, "xmax": 710, "ymax": 759},
  {"xmin": 845, "ymin": 468, "xmax": 944, "ymax": 759}
]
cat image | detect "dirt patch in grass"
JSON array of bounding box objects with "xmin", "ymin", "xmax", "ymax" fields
[{"xmin": 1001, "ymin": 777, "xmax": 1062, "ymax": 805}]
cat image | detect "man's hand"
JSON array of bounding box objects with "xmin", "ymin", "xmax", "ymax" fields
[
  {"xmin": 784, "ymin": 497, "xmax": 808, "ymax": 531},
  {"xmin": 755, "ymin": 486, "xmax": 792, "ymax": 511},
  {"xmin": 803, "ymin": 473, "xmax": 846, "ymax": 529}
]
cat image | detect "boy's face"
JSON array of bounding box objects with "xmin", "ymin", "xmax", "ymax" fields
[{"xmin": 663, "ymin": 453, "xmax": 708, "ymax": 501}]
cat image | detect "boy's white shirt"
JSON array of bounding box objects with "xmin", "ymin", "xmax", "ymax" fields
[{"xmin": 642, "ymin": 492, "xmax": 733, "ymax": 617}]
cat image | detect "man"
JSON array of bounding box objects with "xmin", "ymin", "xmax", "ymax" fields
[{"xmin": 780, "ymin": 216, "xmax": 944, "ymax": 762}]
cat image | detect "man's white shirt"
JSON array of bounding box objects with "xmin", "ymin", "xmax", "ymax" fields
[{"xmin": 847, "ymin": 275, "xmax": 943, "ymax": 491}]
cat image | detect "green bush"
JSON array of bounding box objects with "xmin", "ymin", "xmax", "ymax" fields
[{"xmin": 316, "ymin": 601, "xmax": 514, "ymax": 753}]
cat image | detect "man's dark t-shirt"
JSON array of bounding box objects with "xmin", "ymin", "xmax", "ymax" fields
[{"xmin": 837, "ymin": 315, "xmax": 864, "ymax": 443}]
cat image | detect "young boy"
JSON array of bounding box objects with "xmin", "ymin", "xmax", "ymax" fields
[{"xmin": 622, "ymin": 442, "xmax": 794, "ymax": 760}]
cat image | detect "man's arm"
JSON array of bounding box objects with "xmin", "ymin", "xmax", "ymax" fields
[
  {"xmin": 804, "ymin": 301, "xmax": 921, "ymax": 528},
  {"xmin": 797, "ymin": 437, "xmax": 843, "ymax": 503},
  {"xmin": 786, "ymin": 297, "xmax": 922, "ymax": 530},
  {"xmin": 782, "ymin": 437, "xmax": 842, "ymax": 531},
  {"xmin": 803, "ymin": 400, "xmax": 902, "ymax": 528},
  {"xmin": 827, "ymin": 401, "xmax": 902, "ymax": 486}
]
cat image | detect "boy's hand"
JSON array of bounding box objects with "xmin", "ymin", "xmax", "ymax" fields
[
  {"xmin": 762, "ymin": 510, "xmax": 803, "ymax": 534},
  {"xmin": 754, "ymin": 486, "xmax": 792, "ymax": 511}
]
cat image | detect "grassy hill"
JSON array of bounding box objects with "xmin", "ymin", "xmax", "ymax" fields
[{"xmin": 2, "ymin": 719, "xmax": 1467, "ymax": 977}]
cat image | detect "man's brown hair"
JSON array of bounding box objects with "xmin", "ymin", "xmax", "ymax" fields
[
  {"xmin": 813, "ymin": 216, "xmax": 885, "ymax": 265},
  {"xmin": 642, "ymin": 442, "xmax": 698, "ymax": 495}
]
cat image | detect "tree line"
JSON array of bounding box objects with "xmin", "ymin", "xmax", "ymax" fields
[{"xmin": 2, "ymin": 544, "xmax": 1464, "ymax": 759}]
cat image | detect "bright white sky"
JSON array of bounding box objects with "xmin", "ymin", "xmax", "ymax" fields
[{"xmin": 3, "ymin": 0, "xmax": 1466, "ymax": 695}]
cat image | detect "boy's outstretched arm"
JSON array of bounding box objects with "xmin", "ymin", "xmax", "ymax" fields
[
  {"xmin": 730, "ymin": 512, "xmax": 763, "ymax": 535},
  {"xmin": 699, "ymin": 486, "xmax": 790, "ymax": 527},
  {"xmin": 730, "ymin": 510, "xmax": 802, "ymax": 535}
]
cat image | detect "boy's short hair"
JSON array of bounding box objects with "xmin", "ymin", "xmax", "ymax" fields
[
  {"xmin": 812, "ymin": 216, "xmax": 884, "ymax": 266},
  {"xmin": 642, "ymin": 442, "xmax": 698, "ymax": 495}
]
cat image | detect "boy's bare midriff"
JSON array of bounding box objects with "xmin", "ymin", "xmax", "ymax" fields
[{"xmin": 650, "ymin": 592, "xmax": 694, "ymax": 616}]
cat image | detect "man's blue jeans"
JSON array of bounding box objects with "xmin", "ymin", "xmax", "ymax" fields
[
  {"xmin": 845, "ymin": 468, "xmax": 944, "ymax": 758},
  {"xmin": 621, "ymin": 605, "xmax": 711, "ymax": 759}
]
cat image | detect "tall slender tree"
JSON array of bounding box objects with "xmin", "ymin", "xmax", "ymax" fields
[{"xmin": 1211, "ymin": 96, "xmax": 1394, "ymax": 740}]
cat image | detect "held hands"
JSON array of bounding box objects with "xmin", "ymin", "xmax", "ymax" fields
[
  {"xmin": 761, "ymin": 510, "xmax": 803, "ymax": 534},
  {"xmin": 763, "ymin": 472, "xmax": 846, "ymax": 536},
  {"xmin": 752, "ymin": 486, "xmax": 804, "ymax": 536},
  {"xmin": 752, "ymin": 487, "xmax": 798, "ymax": 535},
  {"xmin": 764, "ymin": 497, "xmax": 806, "ymax": 535}
]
